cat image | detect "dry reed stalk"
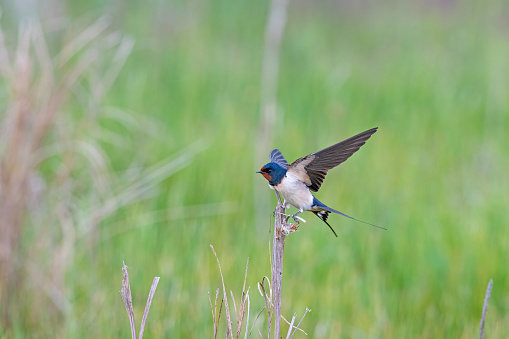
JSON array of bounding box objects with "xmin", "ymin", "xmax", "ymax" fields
[
  {"xmin": 0, "ymin": 20, "xmax": 77, "ymax": 324},
  {"xmin": 210, "ymin": 245, "xmax": 234, "ymax": 338},
  {"xmin": 271, "ymin": 192, "xmax": 302, "ymax": 338},
  {"xmin": 269, "ymin": 190, "xmax": 308, "ymax": 339},
  {"xmin": 209, "ymin": 245, "xmax": 251, "ymax": 339},
  {"xmin": 120, "ymin": 262, "xmax": 160, "ymax": 339},
  {"xmin": 0, "ymin": 16, "xmax": 135, "ymax": 326},
  {"xmin": 258, "ymin": 277, "xmax": 272, "ymax": 337},
  {"xmin": 209, "ymin": 239, "xmax": 307, "ymax": 338},
  {"xmin": 288, "ymin": 308, "xmax": 310, "ymax": 339},
  {"xmin": 121, "ymin": 263, "xmax": 137, "ymax": 339},
  {"xmin": 208, "ymin": 289, "xmax": 224, "ymax": 339},
  {"xmin": 0, "ymin": 15, "xmax": 204, "ymax": 332},
  {"xmin": 254, "ymin": 0, "xmax": 290, "ymax": 226},
  {"xmin": 271, "ymin": 202, "xmax": 286, "ymax": 339},
  {"xmin": 478, "ymin": 279, "xmax": 493, "ymax": 339}
]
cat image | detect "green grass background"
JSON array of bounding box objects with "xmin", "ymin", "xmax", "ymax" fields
[{"xmin": 4, "ymin": 0, "xmax": 509, "ymax": 337}]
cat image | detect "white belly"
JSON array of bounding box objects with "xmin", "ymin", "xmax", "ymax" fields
[{"xmin": 271, "ymin": 173, "xmax": 313, "ymax": 210}]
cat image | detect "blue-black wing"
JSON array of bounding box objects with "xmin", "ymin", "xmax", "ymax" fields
[{"xmin": 288, "ymin": 127, "xmax": 377, "ymax": 192}]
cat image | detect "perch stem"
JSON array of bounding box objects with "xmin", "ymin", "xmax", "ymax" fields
[{"xmin": 272, "ymin": 199, "xmax": 286, "ymax": 339}]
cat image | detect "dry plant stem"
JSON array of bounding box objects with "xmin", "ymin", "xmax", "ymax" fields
[
  {"xmin": 243, "ymin": 294, "xmax": 250, "ymax": 339},
  {"xmin": 254, "ymin": 0, "xmax": 290, "ymax": 225},
  {"xmin": 230, "ymin": 257, "xmax": 250, "ymax": 339},
  {"xmin": 290, "ymin": 308, "xmax": 310, "ymax": 339},
  {"xmin": 0, "ymin": 17, "xmax": 134, "ymax": 326},
  {"xmin": 210, "ymin": 245, "xmax": 234, "ymax": 339},
  {"xmin": 249, "ymin": 306, "xmax": 266, "ymax": 338},
  {"xmin": 479, "ymin": 279, "xmax": 493, "ymax": 339},
  {"xmin": 258, "ymin": 277, "xmax": 272, "ymax": 338},
  {"xmin": 138, "ymin": 277, "xmax": 160, "ymax": 339},
  {"xmin": 120, "ymin": 262, "xmax": 137, "ymax": 339},
  {"xmin": 120, "ymin": 262, "xmax": 160, "ymax": 339},
  {"xmin": 285, "ymin": 314, "xmax": 297, "ymax": 339},
  {"xmin": 272, "ymin": 200, "xmax": 286, "ymax": 339},
  {"xmin": 259, "ymin": 0, "xmax": 290, "ymax": 134},
  {"xmin": 209, "ymin": 251, "xmax": 250, "ymax": 339},
  {"xmin": 208, "ymin": 289, "xmax": 223, "ymax": 339}
]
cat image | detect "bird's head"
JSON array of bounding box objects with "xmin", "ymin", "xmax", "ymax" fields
[{"xmin": 256, "ymin": 162, "xmax": 286, "ymax": 185}]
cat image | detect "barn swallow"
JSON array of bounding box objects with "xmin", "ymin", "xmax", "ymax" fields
[{"xmin": 257, "ymin": 127, "xmax": 384, "ymax": 237}]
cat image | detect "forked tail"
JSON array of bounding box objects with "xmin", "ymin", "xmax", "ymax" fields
[{"xmin": 321, "ymin": 205, "xmax": 387, "ymax": 230}]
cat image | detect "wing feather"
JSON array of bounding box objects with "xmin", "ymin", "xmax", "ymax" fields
[{"xmin": 288, "ymin": 127, "xmax": 377, "ymax": 192}]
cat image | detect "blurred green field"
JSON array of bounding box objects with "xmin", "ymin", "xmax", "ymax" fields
[{"xmin": 2, "ymin": 0, "xmax": 509, "ymax": 338}]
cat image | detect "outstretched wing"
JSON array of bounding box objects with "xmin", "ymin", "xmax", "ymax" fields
[
  {"xmin": 288, "ymin": 127, "xmax": 378, "ymax": 192},
  {"xmin": 269, "ymin": 149, "xmax": 289, "ymax": 169}
]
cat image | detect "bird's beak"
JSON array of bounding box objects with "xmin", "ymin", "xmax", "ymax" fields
[{"xmin": 256, "ymin": 170, "xmax": 262, "ymax": 173}]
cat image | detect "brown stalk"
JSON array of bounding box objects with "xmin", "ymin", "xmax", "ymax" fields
[{"xmin": 0, "ymin": 17, "xmax": 133, "ymax": 326}]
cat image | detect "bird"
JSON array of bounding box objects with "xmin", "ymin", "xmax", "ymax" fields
[{"xmin": 256, "ymin": 127, "xmax": 384, "ymax": 237}]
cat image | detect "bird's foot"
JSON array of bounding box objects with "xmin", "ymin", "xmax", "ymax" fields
[
  {"xmin": 271, "ymin": 210, "xmax": 303, "ymax": 235},
  {"xmin": 291, "ymin": 213, "xmax": 306, "ymax": 223}
]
